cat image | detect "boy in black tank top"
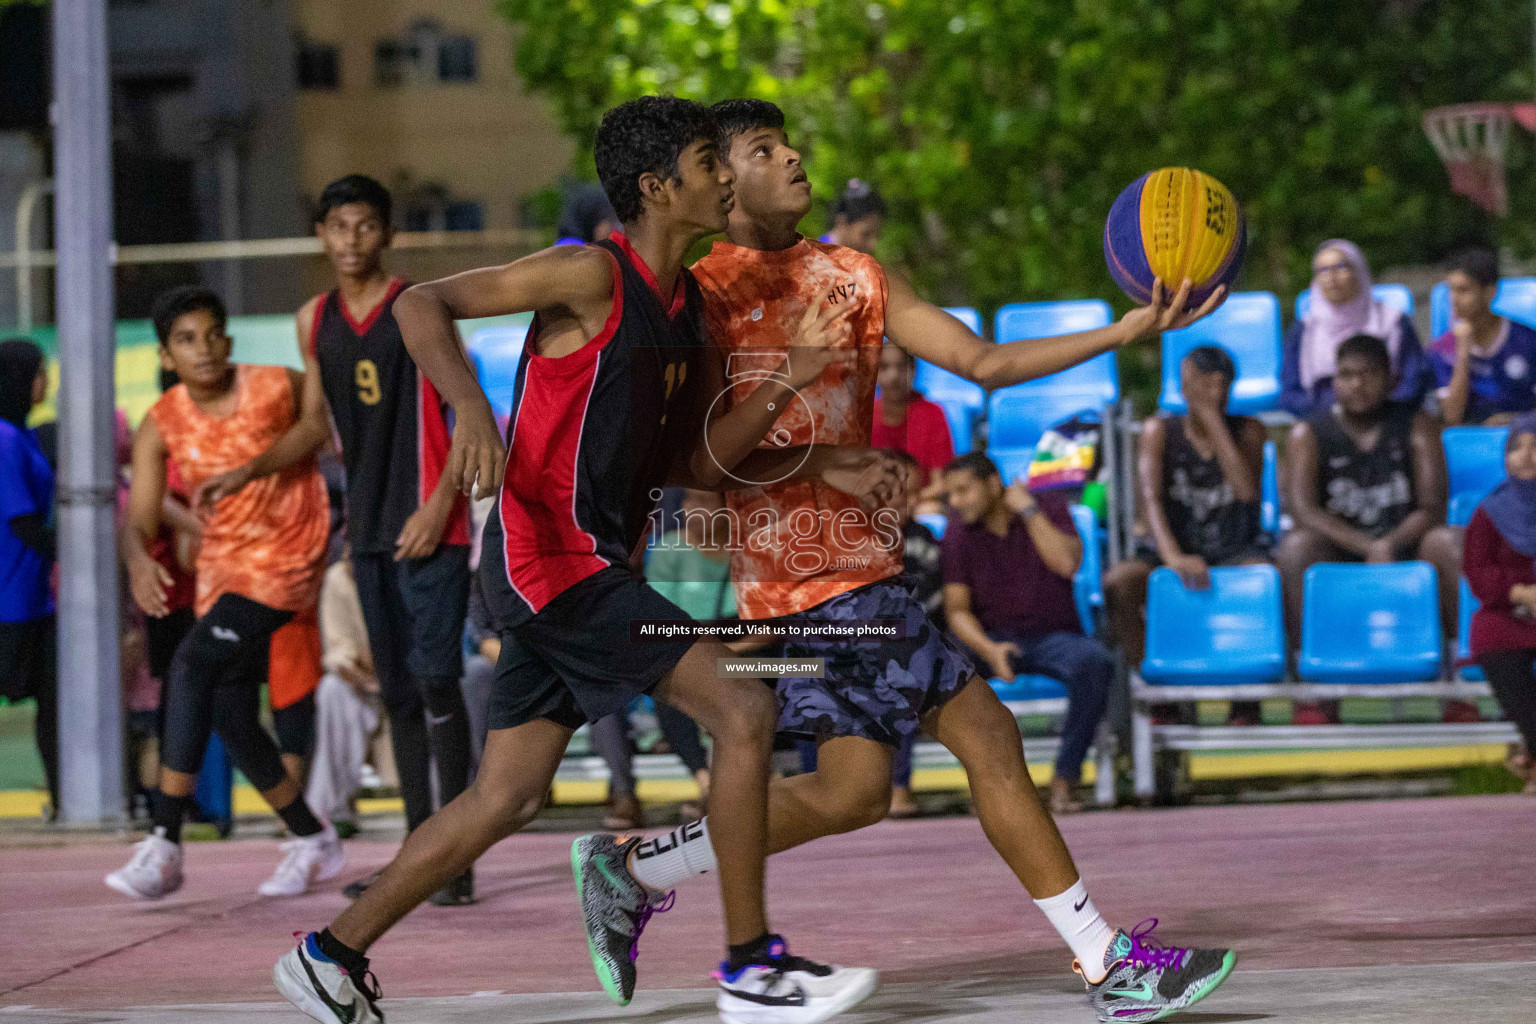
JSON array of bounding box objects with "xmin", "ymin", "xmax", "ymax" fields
[
  {"xmin": 1105, "ymin": 345, "xmax": 1267, "ymax": 670},
  {"xmin": 276, "ymin": 98, "xmax": 884, "ymax": 1024},
  {"xmin": 301, "ymin": 175, "xmax": 476, "ymax": 906},
  {"xmin": 1276, "ymin": 334, "xmax": 1460, "ymax": 644}
]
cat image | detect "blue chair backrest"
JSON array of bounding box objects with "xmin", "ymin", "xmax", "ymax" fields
[
  {"xmin": 1448, "ymin": 488, "xmax": 1495, "ymax": 527},
  {"xmin": 1160, "ymin": 291, "xmax": 1283, "ymax": 414},
  {"xmin": 1260, "ymin": 440, "xmax": 1280, "ymax": 535},
  {"xmin": 1296, "ymin": 283, "xmax": 1414, "ymax": 322},
  {"xmin": 988, "ymin": 388, "xmax": 1107, "ymax": 451},
  {"xmin": 915, "ymin": 512, "xmax": 948, "ymax": 540},
  {"xmin": 1456, "ymin": 576, "xmax": 1485, "ymax": 681},
  {"xmin": 1443, "ymin": 425, "xmax": 1509, "ymax": 501},
  {"xmin": 1140, "ymin": 564, "xmax": 1286, "ymax": 684},
  {"xmin": 1298, "ymin": 562, "xmax": 1442, "ymax": 683},
  {"xmin": 993, "ymin": 300, "xmax": 1118, "ymax": 401},
  {"xmin": 465, "ymin": 318, "xmax": 530, "ymax": 426},
  {"xmin": 986, "ymin": 445, "xmax": 1037, "ymax": 487},
  {"xmin": 908, "ymin": 307, "xmax": 987, "ymax": 454},
  {"xmin": 1430, "ymin": 276, "xmax": 1536, "ymax": 339},
  {"xmin": 1070, "ymin": 503, "xmax": 1102, "ymax": 635}
]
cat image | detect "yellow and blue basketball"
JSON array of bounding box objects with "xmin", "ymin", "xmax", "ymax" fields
[{"xmin": 1104, "ymin": 168, "xmax": 1245, "ymax": 306}]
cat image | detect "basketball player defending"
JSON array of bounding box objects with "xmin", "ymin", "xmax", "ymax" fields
[
  {"xmin": 275, "ymin": 97, "xmax": 884, "ymax": 1024},
  {"xmin": 575, "ymin": 100, "xmax": 1238, "ymax": 1024},
  {"xmin": 303, "ymin": 174, "xmax": 477, "ymax": 905},
  {"xmin": 108, "ymin": 286, "xmax": 338, "ymax": 900}
]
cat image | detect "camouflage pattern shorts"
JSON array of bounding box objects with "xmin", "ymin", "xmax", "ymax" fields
[{"xmin": 776, "ymin": 577, "xmax": 977, "ymax": 747}]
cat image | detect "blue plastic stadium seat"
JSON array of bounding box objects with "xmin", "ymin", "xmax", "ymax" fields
[
  {"xmin": 465, "ymin": 319, "xmax": 529, "ymax": 426},
  {"xmin": 1296, "ymin": 283, "xmax": 1413, "ymax": 322},
  {"xmin": 915, "ymin": 512, "xmax": 948, "ymax": 540},
  {"xmin": 908, "ymin": 307, "xmax": 987, "ymax": 453},
  {"xmin": 1448, "ymin": 488, "xmax": 1494, "ymax": 528},
  {"xmin": 989, "ymin": 676, "xmax": 1068, "ymax": 702},
  {"xmin": 1431, "ymin": 276, "xmax": 1536, "ymax": 339},
  {"xmin": 1456, "ymin": 576, "xmax": 1485, "ymax": 682},
  {"xmin": 1160, "ymin": 291, "xmax": 1283, "ymax": 414},
  {"xmin": 1298, "ymin": 562, "xmax": 1442, "ymax": 684},
  {"xmin": 1140, "ymin": 565, "xmax": 1286, "ymax": 685},
  {"xmin": 1070, "ymin": 504, "xmax": 1102, "ymax": 635},
  {"xmin": 986, "ymin": 445, "xmax": 1037, "ymax": 488},
  {"xmin": 1443, "ymin": 425, "xmax": 1509, "ymax": 509},
  {"xmin": 1260, "ymin": 440, "xmax": 1280, "ymax": 535},
  {"xmin": 989, "ymin": 299, "xmax": 1117, "ymax": 453}
]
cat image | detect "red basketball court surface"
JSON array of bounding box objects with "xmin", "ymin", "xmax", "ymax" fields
[{"xmin": 3, "ymin": 795, "xmax": 1533, "ymax": 1022}]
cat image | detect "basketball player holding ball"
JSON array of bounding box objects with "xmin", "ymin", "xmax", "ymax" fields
[{"xmin": 574, "ymin": 101, "xmax": 1240, "ymax": 1024}]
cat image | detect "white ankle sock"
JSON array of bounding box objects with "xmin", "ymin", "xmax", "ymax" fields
[
  {"xmin": 1034, "ymin": 879, "xmax": 1116, "ymax": 982},
  {"xmin": 627, "ymin": 817, "xmax": 717, "ymax": 892}
]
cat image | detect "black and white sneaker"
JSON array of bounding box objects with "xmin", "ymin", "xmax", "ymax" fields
[
  {"xmin": 274, "ymin": 932, "xmax": 384, "ymax": 1024},
  {"xmin": 715, "ymin": 935, "xmax": 878, "ymax": 1024}
]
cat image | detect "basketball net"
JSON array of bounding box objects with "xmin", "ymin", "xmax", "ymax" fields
[{"xmin": 1423, "ymin": 102, "xmax": 1536, "ymax": 217}]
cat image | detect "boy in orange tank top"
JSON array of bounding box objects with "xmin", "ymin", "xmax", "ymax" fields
[
  {"xmin": 106, "ymin": 286, "xmax": 341, "ymax": 903},
  {"xmin": 584, "ymin": 100, "xmax": 1241, "ymax": 1024}
]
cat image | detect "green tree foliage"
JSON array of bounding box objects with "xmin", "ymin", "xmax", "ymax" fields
[{"xmin": 500, "ymin": 0, "xmax": 1535, "ymax": 315}]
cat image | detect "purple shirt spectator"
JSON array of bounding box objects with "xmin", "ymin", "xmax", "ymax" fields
[{"xmin": 940, "ymin": 493, "xmax": 1080, "ymax": 640}]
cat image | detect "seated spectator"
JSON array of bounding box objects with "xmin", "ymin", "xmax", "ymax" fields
[
  {"xmin": 1463, "ymin": 414, "xmax": 1536, "ymax": 793},
  {"xmin": 553, "ymin": 183, "xmax": 619, "ymax": 247},
  {"xmin": 0, "ymin": 338, "xmax": 57, "ymax": 816},
  {"xmin": 941, "ymin": 453, "xmax": 1111, "ymax": 814},
  {"xmin": 822, "ymin": 178, "xmax": 886, "ymax": 255},
  {"xmin": 873, "ymin": 343, "xmax": 955, "ymax": 506},
  {"xmin": 1106, "ymin": 346, "xmax": 1268, "ymax": 723},
  {"xmin": 1276, "ymin": 333, "xmax": 1461, "ymax": 655},
  {"xmin": 305, "ymin": 556, "xmax": 384, "ymax": 833},
  {"xmin": 1428, "ymin": 245, "xmax": 1536, "ymax": 426},
  {"xmin": 1282, "ymin": 240, "xmax": 1432, "ymax": 419}
]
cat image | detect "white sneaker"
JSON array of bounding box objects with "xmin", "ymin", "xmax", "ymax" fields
[
  {"xmin": 274, "ymin": 933, "xmax": 384, "ymax": 1024},
  {"xmin": 105, "ymin": 831, "xmax": 184, "ymax": 900},
  {"xmin": 258, "ymin": 824, "xmax": 346, "ymax": 897},
  {"xmin": 716, "ymin": 935, "xmax": 878, "ymax": 1024}
]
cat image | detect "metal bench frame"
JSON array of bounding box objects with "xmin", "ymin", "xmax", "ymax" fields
[
  {"xmin": 555, "ymin": 699, "xmax": 1118, "ymax": 808},
  {"xmin": 1128, "ymin": 673, "xmax": 1515, "ymax": 800}
]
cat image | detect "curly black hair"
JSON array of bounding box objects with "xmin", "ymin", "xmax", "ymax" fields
[
  {"xmin": 710, "ymin": 98, "xmax": 785, "ymax": 157},
  {"xmin": 1183, "ymin": 344, "xmax": 1237, "ymax": 385},
  {"xmin": 315, "ymin": 174, "xmax": 392, "ymax": 226},
  {"xmin": 151, "ymin": 285, "xmax": 228, "ymax": 345},
  {"xmin": 595, "ymin": 97, "xmax": 718, "ymax": 223}
]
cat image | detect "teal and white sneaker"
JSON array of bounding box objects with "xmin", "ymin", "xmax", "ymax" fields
[
  {"xmin": 571, "ymin": 833, "xmax": 674, "ymax": 1006},
  {"xmin": 1076, "ymin": 920, "xmax": 1236, "ymax": 1022}
]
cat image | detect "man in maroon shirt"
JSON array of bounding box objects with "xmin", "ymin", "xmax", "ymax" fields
[
  {"xmin": 940, "ymin": 452, "xmax": 1111, "ymax": 813},
  {"xmin": 873, "ymin": 343, "xmax": 954, "ymax": 504}
]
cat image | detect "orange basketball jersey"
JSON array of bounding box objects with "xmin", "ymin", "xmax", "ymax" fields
[
  {"xmin": 148, "ymin": 364, "xmax": 329, "ymax": 617},
  {"xmin": 692, "ymin": 239, "xmax": 903, "ymax": 620}
]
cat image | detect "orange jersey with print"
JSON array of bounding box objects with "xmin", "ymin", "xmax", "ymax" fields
[
  {"xmin": 148, "ymin": 364, "xmax": 329, "ymax": 617},
  {"xmin": 692, "ymin": 239, "xmax": 903, "ymax": 620}
]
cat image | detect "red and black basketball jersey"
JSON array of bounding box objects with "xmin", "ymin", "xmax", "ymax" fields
[
  {"xmin": 480, "ymin": 232, "xmax": 709, "ymax": 629},
  {"xmin": 310, "ymin": 277, "xmax": 470, "ymax": 555}
]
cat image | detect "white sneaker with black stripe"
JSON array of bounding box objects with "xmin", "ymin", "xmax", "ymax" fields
[
  {"xmin": 273, "ymin": 932, "xmax": 384, "ymax": 1024},
  {"xmin": 714, "ymin": 935, "xmax": 877, "ymax": 1024}
]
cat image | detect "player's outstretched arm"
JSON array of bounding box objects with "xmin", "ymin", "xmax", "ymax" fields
[
  {"xmin": 395, "ymin": 246, "xmax": 615, "ymax": 499},
  {"xmin": 884, "ymin": 273, "xmax": 1226, "ymax": 391},
  {"xmin": 123, "ymin": 417, "xmax": 174, "ymax": 618}
]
